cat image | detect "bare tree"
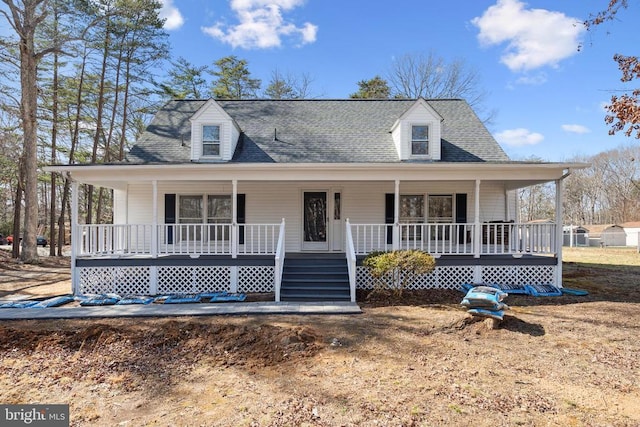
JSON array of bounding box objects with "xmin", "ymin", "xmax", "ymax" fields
[
  {"xmin": 388, "ymin": 52, "xmax": 495, "ymax": 124},
  {"xmin": 264, "ymin": 69, "xmax": 315, "ymax": 99}
]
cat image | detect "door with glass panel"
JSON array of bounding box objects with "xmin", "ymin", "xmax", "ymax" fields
[{"xmin": 302, "ymin": 191, "xmax": 328, "ymax": 251}]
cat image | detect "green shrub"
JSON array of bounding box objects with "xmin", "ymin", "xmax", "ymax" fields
[{"xmin": 363, "ymin": 250, "xmax": 436, "ymax": 298}]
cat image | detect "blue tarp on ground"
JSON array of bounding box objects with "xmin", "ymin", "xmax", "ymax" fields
[
  {"xmin": 154, "ymin": 294, "xmax": 202, "ymax": 304},
  {"xmin": 31, "ymin": 295, "xmax": 75, "ymax": 308},
  {"xmin": 525, "ymin": 284, "xmax": 563, "ymax": 297},
  {"xmin": 0, "ymin": 300, "xmax": 40, "ymax": 309},
  {"xmin": 79, "ymin": 295, "xmax": 119, "ymax": 306},
  {"xmin": 116, "ymin": 296, "xmax": 155, "ymax": 305}
]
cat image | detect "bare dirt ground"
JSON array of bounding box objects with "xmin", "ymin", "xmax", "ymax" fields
[{"xmin": 0, "ymin": 247, "xmax": 639, "ymax": 426}]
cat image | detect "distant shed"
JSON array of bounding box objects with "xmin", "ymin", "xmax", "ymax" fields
[{"xmin": 582, "ymin": 224, "xmax": 626, "ymax": 247}]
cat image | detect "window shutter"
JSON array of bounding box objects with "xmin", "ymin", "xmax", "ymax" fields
[
  {"xmin": 455, "ymin": 193, "xmax": 467, "ymax": 244},
  {"xmin": 237, "ymin": 194, "xmax": 246, "ymax": 245},
  {"xmin": 385, "ymin": 193, "xmax": 394, "ymax": 245},
  {"xmin": 165, "ymin": 194, "xmax": 176, "ymax": 244}
]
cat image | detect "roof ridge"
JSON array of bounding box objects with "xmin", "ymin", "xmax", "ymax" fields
[{"xmin": 170, "ymin": 98, "xmax": 466, "ymax": 102}]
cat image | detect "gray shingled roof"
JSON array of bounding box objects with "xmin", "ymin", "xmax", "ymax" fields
[{"xmin": 126, "ymin": 99, "xmax": 509, "ymax": 164}]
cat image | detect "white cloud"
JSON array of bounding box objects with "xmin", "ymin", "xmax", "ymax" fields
[
  {"xmin": 495, "ymin": 128, "xmax": 544, "ymax": 146},
  {"xmin": 562, "ymin": 124, "xmax": 591, "ymax": 134},
  {"xmin": 203, "ymin": 0, "xmax": 317, "ymax": 49},
  {"xmin": 159, "ymin": 0, "xmax": 184, "ymax": 30},
  {"xmin": 472, "ymin": 0, "xmax": 584, "ymax": 72}
]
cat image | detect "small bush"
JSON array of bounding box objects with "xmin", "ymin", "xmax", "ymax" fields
[{"xmin": 363, "ymin": 250, "xmax": 436, "ymax": 298}]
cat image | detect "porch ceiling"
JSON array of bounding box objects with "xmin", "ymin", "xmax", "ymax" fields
[{"xmin": 46, "ymin": 162, "xmax": 588, "ymax": 190}]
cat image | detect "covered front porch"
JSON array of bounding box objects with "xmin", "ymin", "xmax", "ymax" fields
[{"xmin": 53, "ymin": 162, "xmax": 575, "ymax": 302}]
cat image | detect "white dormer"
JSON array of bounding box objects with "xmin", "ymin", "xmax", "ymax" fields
[
  {"xmin": 391, "ymin": 98, "xmax": 443, "ymax": 161},
  {"xmin": 189, "ymin": 99, "xmax": 241, "ymax": 161}
]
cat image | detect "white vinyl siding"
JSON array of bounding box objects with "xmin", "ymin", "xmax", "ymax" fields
[{"xmin": 118, "ymin": 180, "xmax": 512, "ymax": 252}]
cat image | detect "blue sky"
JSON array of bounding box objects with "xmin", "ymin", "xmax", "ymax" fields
[{"xmin": 158, "ymin": 0, "xmax": 638, "ymax": 161}]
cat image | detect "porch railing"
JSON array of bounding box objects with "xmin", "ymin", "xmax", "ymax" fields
[
  {"xmin": 158, "ymin": 223, "xmax": 232, "ymax": 256},
  {"xmin": 274, "ymin": 219, "xmax": 286, "ymax": 302},
  {"xmin": 399, "ymin": 223, "xmax": 476, "ymax": 254},
  {"xmin": 79, "ymin": 224, "xmax": 153, "ymax": 256},
  {"xmin": 78, "ymin": 223, "xmax": 283, "ymax": 257},
  {"xmin": 349, "ymin": 222, "xmax": 557, "ymax": 256}
]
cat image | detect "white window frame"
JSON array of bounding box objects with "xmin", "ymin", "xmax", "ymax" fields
[
  {"xmin": 202, "ymin": 124, "xmax": 221, "ymax": 158},
  {"xmin": 410, "ymin": 123, "xmax": 430, "ymax": 157}
]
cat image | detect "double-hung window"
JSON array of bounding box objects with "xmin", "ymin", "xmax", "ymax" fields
[
  {"xmin": 202, "ymin": 125, "xmax": 220, "ymax": 157},
  {"xmin": 411, "ymin": 125, "xmax": 429, "ymax": 156}
]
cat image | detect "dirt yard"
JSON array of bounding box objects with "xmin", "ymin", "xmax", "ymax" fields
[{"xmin": 0, "ymin": 247, "xmax": 639, "ymax": 426}]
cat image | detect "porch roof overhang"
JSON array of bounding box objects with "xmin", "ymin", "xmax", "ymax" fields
[{"xmin": 45, "ymin": 161, "xmax": 589, "ymax": 191}]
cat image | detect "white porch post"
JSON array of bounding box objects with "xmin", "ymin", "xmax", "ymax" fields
[
  {"xmin": 393, "ymin": 179, "xmax": 400, "ymax": 250},
  {"xmin": 150, "ymin": 180, "xmax": 158, "ymax": 295},
  {"xmin": 555, "ymin": 178, "xmax": 563, "ymax": 287},
  {"xmin": 231, "ymin": 179, "xmax": 238, "ymax": 259},
  {"xmin": 151, "ymin": 180, "xmax": 158, "ymax": 258},
  {"xmin": 474, "ymin": 179, "xmax": 481, "ymax": 259},
  {"xmin": 231, "ymin": 179, "xmax": 238, "ymax": 292},
  {"xmin": 71, "ymin": 180, "xmax": 79, "ymax": 294}
]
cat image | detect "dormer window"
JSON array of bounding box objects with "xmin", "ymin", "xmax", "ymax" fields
[
  {"xmin": 202, "ymin": 125, "xmax": 221, "ymax": 157},
  {"xmin": 411, "ymin": 125, "xmax": 429, "ymax": 156}
]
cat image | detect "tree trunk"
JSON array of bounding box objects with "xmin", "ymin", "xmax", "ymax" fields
[
  {"xmin": 87, "ymin": 19, "xmax": 111, "ymax": 225},
  {"xmin": 58, "ymin": 48, "xmax": 87, "ymax": 256},
  {"xmin": 49, "ymin": 6, "xmax": 59, "ymax": 256},
  {"xmin": 18, "ymin": 6, "xmax": 40, "ymax": 263},
  {"xmin": 11, "ymin": 170, "xmax": 23, "ymax": 259}
]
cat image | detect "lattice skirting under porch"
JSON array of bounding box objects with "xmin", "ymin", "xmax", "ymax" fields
[
  {"xmin": 356, "ymin": 265, "xmax": 557, "ymax": 290},
  {"xmin": 77, "ymin": 266, "xmax": 274, "ymax": 295}
]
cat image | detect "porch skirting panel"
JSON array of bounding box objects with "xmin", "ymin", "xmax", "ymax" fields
[
  {"xmin": 355, "ymin": 264, "xmax": 557, "ymax": 290},
  {"xmin": 77, "ymin": 265, "xmax": 275, "ymax": 295}
]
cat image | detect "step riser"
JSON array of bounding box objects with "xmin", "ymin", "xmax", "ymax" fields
[
  {"xmin": 280, "ymin": 283, "xmax": 349, "ymax": 292},
  {"xmin": 283, "ymin": 276, "xmax": 348, "ymax": 282},
  {"xmin": 282, "ymin": 267, "xmax": 349, "ymax": 277}
]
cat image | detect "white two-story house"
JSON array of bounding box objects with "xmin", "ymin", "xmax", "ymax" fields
[{"xmin": 47, "ymin": 98, "xmax": 586, "ymax": 301}]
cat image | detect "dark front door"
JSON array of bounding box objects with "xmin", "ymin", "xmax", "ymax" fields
[{"xmin": 303, "ymin": 191, "xmax": 328, "ymax": 250}]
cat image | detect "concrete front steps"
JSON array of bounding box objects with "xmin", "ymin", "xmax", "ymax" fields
[{"xmin": 280, "ymin": 253, "xmax": 351, "ymax": 302}]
